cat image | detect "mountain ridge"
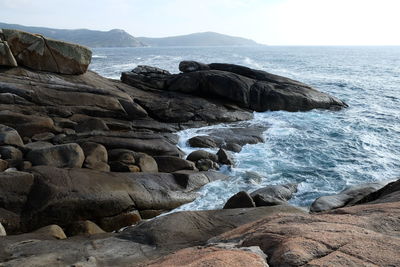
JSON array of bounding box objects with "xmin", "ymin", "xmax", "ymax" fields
[{"xmin": 0, "ymin": 22, "xmax": 262, "ymax": 47}]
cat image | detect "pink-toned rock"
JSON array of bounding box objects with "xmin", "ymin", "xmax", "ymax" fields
[
  {"xmin": 215, "ymin": 202, "xmax": 400, "ymax": 266},
  {"xmin": 146, "ymin": 246, "xmax": 268, "ymax": 267}
]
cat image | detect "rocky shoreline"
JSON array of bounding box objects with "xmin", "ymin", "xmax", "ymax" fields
[{"xmin": 0, "ymin": 29, "xmax": 399, "ymax": 266}]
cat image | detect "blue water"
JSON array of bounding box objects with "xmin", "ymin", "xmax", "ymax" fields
[{"xmin": 91, "ymin": 46, "xmax": 400, "ymax": 210}]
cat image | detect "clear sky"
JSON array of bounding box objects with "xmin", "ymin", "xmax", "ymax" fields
[{"xmin": 1, "ymin": 0, "xmax": 399, "ymax": 45}]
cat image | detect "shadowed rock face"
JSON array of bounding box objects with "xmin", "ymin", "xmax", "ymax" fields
[
  {"xmin": 1, "ymin": 29, "xmax": 92, "ymax": 74},
  {"xmin": 122, "ymin": 61, "xmax": 348, "ymax": 112}
]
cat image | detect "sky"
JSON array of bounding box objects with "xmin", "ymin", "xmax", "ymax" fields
[{"xmin": 1, "ymin": 0, "xmax": 400, "ymax": 45}]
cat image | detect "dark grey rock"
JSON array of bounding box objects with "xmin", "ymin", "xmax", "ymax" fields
[
  {"xmin": 250, "ymin": 183, "xmax": 298, "ymax": 206},
  {"xmin": 223, "ymin": 191, "xmax": 256, "ymax": 209}
]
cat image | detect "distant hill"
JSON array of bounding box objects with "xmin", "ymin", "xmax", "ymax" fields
[
  {"xmin": 137, "ymin": 32, "xmax": 260, "ymax": 47},
  {"xmin": 0, "ymin": 22, "xmax": 146, "ymax": 48}
]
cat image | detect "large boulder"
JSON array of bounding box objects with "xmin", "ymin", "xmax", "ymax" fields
[
  {"xmin": 310, "ymin": 182, "xmax": 384, "ymax": 212},
  {"xmin": 80, "ymin": 142, "xmax": 110, "ymax": 172},
  {"xmin": 250, "ymin": 183, "xmax": 298, "ymax": 206},
  {"xmin": 26, "ymin": 143, "xmax": 85, "ymax": 168},
  {"xmin": 2, "ymin": 29, "xmax": 92, "ymax": 74},
  {"xmin": 166, "ymin": 62, "xmax": 347, "ymax": 112},
  {"xmin": 0, "ymin": 171, "xmax": 34, "ymax": 214},
  {"xmin": 21, "ymin": 166, "xmax": 202, "ymax": 231},
  {"xmin": 154, "ymin": 156, "xmax": 196, "ymax": 173},
  {"xmin": 0, "ymin": 40, "xmax": 17, "ymax": 67},
  {"xmin": 0, "ymin": 124, "xmax": 23, "ymax": 147},
  {"xmin": 186, "ymin": 150, "xmax": 218, "ymax": 162},
  {"xmin": 223, "ymin": 191, "xmax": 256, "ymax": 209}
]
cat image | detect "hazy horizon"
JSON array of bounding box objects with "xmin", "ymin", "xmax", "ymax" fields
[{"xmin": 1, "ymin": 0, "xmax": 400, "ymax": 46}]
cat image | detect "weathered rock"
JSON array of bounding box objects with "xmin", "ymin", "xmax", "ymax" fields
[
  {"xmin": 146, "ymin": 245, "xmax": 268, "ymax": 267},
  {"xmin": 109, "ymin": 161, "xmax": 140, "ymax": 172},
  {"xmin": 2, "ymin": 29, "xmax": 92, "ymax": 74},
  {"xmin": 0, "ymin": 159, "xmax": 8, "ymax": 171},
  {"xmin": 167, "ymin": 62, "xmax": 347, "ymax": 112},
  {"xmin": 222, "ymin": 142, "xmax": 242, "ymax": 152},
  {"xmin": 310, "ymin": 182, "xmax": 384, "ymax": 212},
  {"xmin": 0, "ymin": 124, "xmax": 23, "ymax": 147},
  {"xmin": 0, "ymin": 145, "xmax": 22, "ymax": 161},
  {"xmin": 0, "ymin": 111, "xmax": 55, "ymax": 138},
  {"xmin": 0, "ymin": 206, "xmax": 302, "ymax": 266},
  {"xmin": 139, "ymin": 209, "xmax": 166, "ymax": 219},
  {"xmin": 356, "ymin": 178, "xmax": 400, "ymax": 204},
  {"xmin": 186, "ymin": 150, "xmax": 218, "ymax": 162},
  {"xmin": 31, "ymin": 132, "xmax": 55, "ymax": 142},
  {"xmin": 196, "ymin": 158, "xmax": 219, "ymax": 171},
  {"xmin": 98, "ymin": 210, "xmax": 141, "ymax": 232},
  {"xmin": 188, "ymin": 135, "xmax": 219, "ymax": 148},
  {"xmin": 24, "ymin": 141, "xmax": 53, "ymax": 151},
  {"xmin": 0, "ymin": 208, "xmax": 20, "ymax": 234},
  {"xmin": 179, "ymin": 60, "xmax": 211, "ymax": 73},
  {"xmin": 154, "ymin": 156, "xmax": 196, "ymax": 173},
  {"xmin": 172, "ymin": 170, "xmax": 228, "ymax": 192},
  {"xmin": 75, "ymin": 118, "xmax": 109, "ymax": 133},
  {"xmin": 80, "ymin": 142, "xmax": 110, "ymax": 171},
  {"xmin": 33, "ymin": 224, "xmax": 67, "ymax": 240},
  {"xmin": 0, "ymin": 40, "xmax": 17, "ymax": 67},
  {"xmin": 108, "ymin": 148, "xmax": 136, "ymax": 164},
  {"xmin": 223, "ymin": 191, "xmax": 256, "ymax": 209},
  {"xmin": 121, "ymin": 65, "xmax": 171, "ymax": 90},
  {"xmin": 135, "ymin": 152, "xmax": 158, "ymax": 173},
  {"xmin": 0, "ymin": 222, "xmax": 6, "ymax": 236},
  {"xmin": 250, "ymin": 183, "xmax": 298, "ymax": 206},
  {"xmin": 217, "ymin": 148, "xmax": 234, "ymax": 165},
  {"xmin": 22, "ymin": 166, "xmax": 199, "ymax": 230},
  {"xmin": 0, "ymin": 171, "xmax": 34, "ymax": 213},
  {"xmin": 26, "ymin": 143, "xmax": 85, "ymax": 168},
  {"xmin": 66, "ymin": 220, "xmax": 106, "ymax": 236},
  {"xmin": 214, "ymin": 202, "xmax": 400, "ymax": 267}
]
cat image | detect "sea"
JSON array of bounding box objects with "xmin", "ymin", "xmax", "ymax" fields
[{"xmin": 90, "ymin": 46, "xmax": 400, "ymax": 211}]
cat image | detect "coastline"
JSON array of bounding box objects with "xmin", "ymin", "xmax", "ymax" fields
[{"xmin": 0, "ymin": 30, "xmax": 399, "ymax": 266}]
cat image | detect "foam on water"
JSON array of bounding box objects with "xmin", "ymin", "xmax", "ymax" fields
[{"xmin": 90, "ymin": 46, "xmax": 400, "ymax": 211}]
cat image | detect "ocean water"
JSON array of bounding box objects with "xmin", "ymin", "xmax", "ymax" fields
[{"xmin": 91, "ymin": 46, "xmax": 400, "ymax": 210}]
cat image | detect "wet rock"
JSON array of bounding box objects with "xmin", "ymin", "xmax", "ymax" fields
[
  {"xmin": 0, "ymin": 124, "xmax": 23, "ymax": 147},
  {"xmin": 2, "ymin": 29, "xmax": 92, "ymax": 74},
  {"xmin": 80, "ymin": 142, "xmax": 110, "ymax": 172},
  {"xmin": 0, "ymin": 40, "xmax": 17, "ymax": 67},
  {"xmin": 356, "ymin": 178, "xmax": 400, "ymax": 205},
  {"xmin": 223, "ymin": 191, "xmax": 256, "ymax": 209},
  {"xmin": 66, "ymin": 220, "xmax": 105, "ymax": 236},
  {"xmin": 26, "ymin": 143, "xmax": 85, "ymax": 168},
  {"xmin": 250, "ymin": 183, "xmax": 298, "ymax": 206},
  {"xmin": 217, "ymin": 148, "xmax": 234, "ymax": 165},
  {"xmin": 221, "ymin": 142, "xmax": 242, "ymax": 152},
  {"xmin": 310, "ymin": 182, "xmax": 384, "ymax": 212},
  {"xmin": 172, "ymin": 170, "xmax": 228, "ymax": 192},
  {"xmin": 98, "ymin": 210, "xmax": 142, "ymax": 232},
  {"xmin": 179, "ymin": 60, "xmax": 210, "ymax": 73},
  {"xmin": 186, "ymin": 150, "xmax": 218, "ymax": 162},
  {"xmin": 154, "ymin": 156, "xmax": 196, "ymax": 173},
  {"xmin": 33, "ymin": 225, "xmax": 67, "ymax": 240},
  {"xmin": 196, "ymin": 159, "xmax": 219, "ymax": 171}
]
